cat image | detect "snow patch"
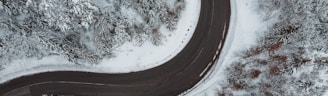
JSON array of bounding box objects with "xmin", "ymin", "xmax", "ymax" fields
[
  {"xmin": 324, "ymin": 92, "xmax": 328, "ymax": 96},
  {"xmin": 166, "ymin": 0, "xmax": 177, "ymax": 9},
  {"xmin": 92, "ymin": 0, "xmax": 112, "ymax": 9}
]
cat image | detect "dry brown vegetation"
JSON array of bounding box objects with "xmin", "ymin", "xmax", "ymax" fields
[
  {"xmin": 266, "ymin": 41, "xmax": 283, "ymax": 53},
  {"xmin": 250, "ymin": 69, "xmax": 261, "ymax": 78},
  {"xmin": 218, "ymin": 0, "xmax": 328, "ymax": 95}
]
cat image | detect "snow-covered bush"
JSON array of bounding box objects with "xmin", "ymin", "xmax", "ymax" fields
[
  {"xmin": 219, "ymin": 0, "xmax": 328, "ymax": 96},
  {"xmin": 0, "ymin": 0, "xmax": 185, "ymax": 66}
]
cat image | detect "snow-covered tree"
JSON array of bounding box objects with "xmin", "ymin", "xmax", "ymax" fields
[
  {"xmin": 0, "ymin": 0, "xmax": 185, "ymax": 66},
  {"xmin": 219, "ymin": 0, "xmax": 328, "ymax": 96}
]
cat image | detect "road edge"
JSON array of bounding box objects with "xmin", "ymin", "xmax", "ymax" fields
[{"xmin": 180, "ymin": 0, "xmax": 237, "ymax": 95}]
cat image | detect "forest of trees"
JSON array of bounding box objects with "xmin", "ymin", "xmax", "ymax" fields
[
  {"xmin": 0, "ymin": 0, "xmax": 185, "ymax": 66},
  {"xmin": 219, "ymin": 0, "xmax": 328, "ymax": 96}
]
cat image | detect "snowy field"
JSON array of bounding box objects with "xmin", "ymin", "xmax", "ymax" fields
[{"xmin": 0, "ymin": 0, "xmax": 200, "ymax": 83}]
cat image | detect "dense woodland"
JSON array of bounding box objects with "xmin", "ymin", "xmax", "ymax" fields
[{"xmin": 0, "ymin": 0, "xmax": 185, "ymax": 66}]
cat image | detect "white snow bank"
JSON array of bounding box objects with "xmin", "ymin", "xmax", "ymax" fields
[
  {"xmin": 0, "ymin": 0, "xmax": 201, "ymax": 83},
  {"xmin": 0, "ymin": 56, "xmax": 94, "ymax": 84},
  {"xmin": 182, "ymin": 0, "xmax": 267, "ymax": 95},
  {"xmin": 324, "ymin": 90, "xmax": 328, "ymax": 96}
]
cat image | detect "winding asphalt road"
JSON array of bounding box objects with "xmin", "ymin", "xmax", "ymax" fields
[{"xmin": 0, "ymin": 0, "xmax": 230, "ymax": 96}]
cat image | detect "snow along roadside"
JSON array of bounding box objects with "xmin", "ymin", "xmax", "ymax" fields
[
  {"xmin": 0, "ymin": 0, "xmax": 201, "ymax": 83},
  {"xmin": 181, "ymin": 0, "xmax": 267, "ymax": 95},
  {"xmin": 94, "ymin": 0, "xmax": 201, "ymax": 73}
]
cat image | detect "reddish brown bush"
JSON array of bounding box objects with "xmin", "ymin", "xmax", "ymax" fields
[
  {"xmin": 244, "ymin": 47, "xmax": 264, "ymax": 58},
  {"xmin": 267, "ymin": 41, "xmax": 284, "ymax": 52},
  {"xmin": 273, "ymin": 55, "xmax": 288, "ymax": 63},
  {"xmin": 250, "ymin": 70, "xmax": 262, "ymax": 78},
  {"xmin": 270, "ymin": 66, "xmax": 280, "ymax": 75},
  {"xmin": 233, "ymin": 83, "xmax": 244, "ymax": 90}
]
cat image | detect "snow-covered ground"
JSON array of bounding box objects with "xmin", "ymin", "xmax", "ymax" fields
[
  {"xmin": 182, "ymin": 0, "xmax": 268, "ymax": 95},
  {"xmin": 324, "ymin": 91, "xmax": 328, "ymax": 96},
  {"xmin": 0, "ymin": 0, "xmax": 201, "ymax": 83},
  {"xmin": 95, "ymin": 0, "xmax": 201, "ymax": 73}
]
